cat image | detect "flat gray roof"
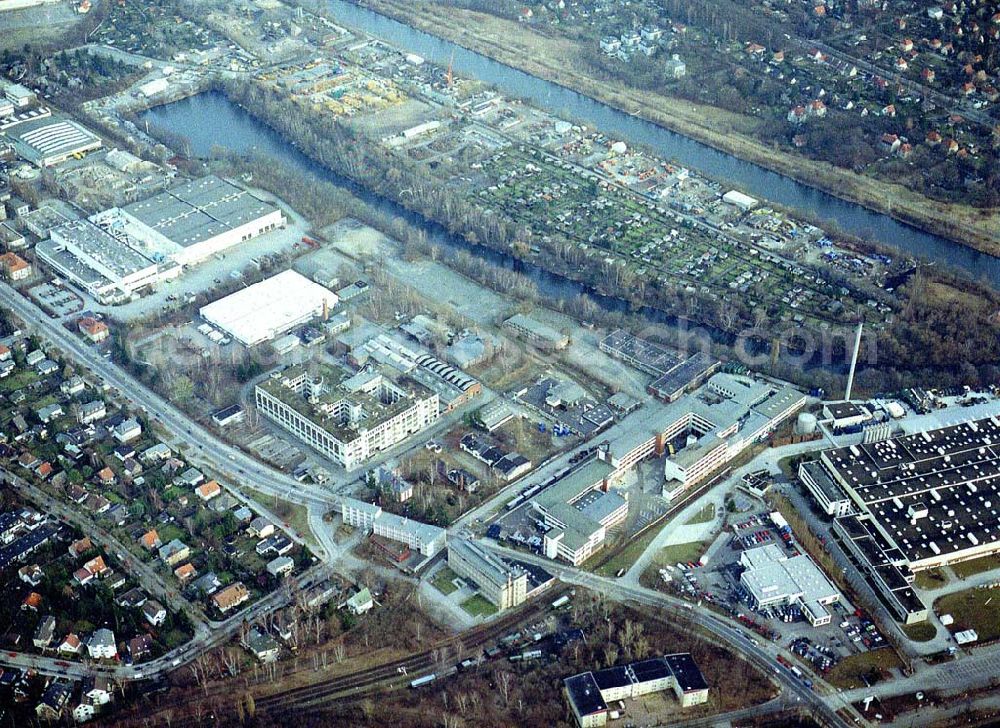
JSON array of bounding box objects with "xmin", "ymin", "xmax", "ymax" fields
[{"xmin": 122, "ymin": 175, "xmax": 278, "ymax": 247}]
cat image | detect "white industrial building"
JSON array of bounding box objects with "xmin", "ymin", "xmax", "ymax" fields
[
  {"xmin": 36, "ymin": 219, "xmax": 180, "ymax": 303},
  {"xmin": 200, "ymin": 270, "xmax": 338, "ymax": 346},
  {"xmin": 721, "ymin": 190, "xmax": 758, "ymax": 211},
  {"xmin": 739, "ymin": 543, "xmax": 841, "ymax": 626},
  {"xmin": 103, "ymin": 175, "xmax": 284, "ymax": 267},
  {"xmin": 5, "ymin": 115, "xmax": 102, "ymax": 167}
]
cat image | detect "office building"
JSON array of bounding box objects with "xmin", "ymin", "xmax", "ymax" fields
[
  {"xmin": 257, "ymin": 365, "xmax": 439, "ymax": 470},
  {"xmin": 341, "ymin": 496, "xmax": 446, "ymax": 556},
  {"xmin": 564, "ymin": 653, "xmax": 708, "ymax": 727},
  {"xmin": 448, "ymin": 538, "xmax": 527, "ymax": 611},
  {"xmin": 738, "ymin": 543, "xmax": 841, "ymax": 626}
]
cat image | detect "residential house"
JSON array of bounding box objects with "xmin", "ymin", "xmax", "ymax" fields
[
  {"xmin": 174, "ymin": 562, "xmax": 197, "ymax": 584},
  {"xmin": 0, "ymin": 251, "xmax": 31, "ymax": 281},
  {"xmin": 266, "ymin": 555, "xmax": 294, "ymax": 578},
  {"xmin": 33, "ymin": 614, "xmax": 56, "ymax": 648},
  {"xmin": 141, "ymin": 600, "xmax": 167, "ymax": 627},
  {"xmin": 112, "ymin": 418, "xmax": 142, "ymax": 443},
  {"xmin": 22, "ymin": 591, "xmax": 42, "ymax": 611},
  {"xmin": 241, "ymin": 627, "xmax": 280, "ymax": 663},
  {"xmin": 57, "ymin": 633, "xmax": 82, "ymax": 655},
  {"xmin": 18, "ymin": 564, "xmax": 43, "ymax": 586},
  {"xmin": 127, "ymin": 634, "xmax": 153, "ymax": 662},
  {"xmin": 35, "ymin": 680, "xmax": 72, "ymax": 720},
  {"xmin": 345, "ymin": 587, "xmax": 374, "ymax": 615},
  {"xmin": 68, "ymin": 536, "xmax": 93, "ymax": 557},
  {"xmin": 78, "ymin": 317, "xmax": 109, "ymax": 343},
  {"xmin": 77, "ymin": 400, "xmax": 107, "ymax": 425},
  {"xmin": 195, "ymin": 480, "xmax": 221, "ymax": 502},
  {"xmin": 139, "ymin": 529, "xmax": 161, "ymax": 551},
  {"xmin": 82, "ymin": 675, "xmax": 112, "ymax": 706},
  {"xmin": 158, "ymin": 539, "xmax": 190, "ymax": 566},
  {"xmin": 36, "ymin": 403, "xmax": 63, "ymax": 423},
  {"xmin": 248, "ymin": 517, "xmax": 274, "ymax": 539},
  {"xmin": 87, "ymin": 628, "xmax": 117, "ymax": 659},
  {"xmin": 211, "ymin": 582, "xmax": 250, "ymax": 613}
]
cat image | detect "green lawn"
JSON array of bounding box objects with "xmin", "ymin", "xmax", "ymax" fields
[
  {"xmin": 684, "ymin": 503, "xmax": 716, "ymax": 526},
  {"xmin": 461, "ymin": 594, "xmax": 498, "ymax": 617},
  {"xmin": 431, "ymin": 566, "xmax": 460, "ymax": 595},
  {"xmin": 825, "ymin": 649, "xmax": 904, "ymax": 689},
  {"xmin": 901, "ymin": 621, "xmax": 937, "ymax": 643},
  {"xmin": 657, "ymin": 541, "xmax": 710, "ymax": 568},
  {"xmin": 935, "ymin": 589, "xmax": 1000, "ymax": 643},
  {"xmin": 950, "ymin": 555, "xmax": 1000, "ymax": 580}
]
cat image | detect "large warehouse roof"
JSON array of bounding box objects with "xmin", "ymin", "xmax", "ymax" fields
[
  {"xmin": 122, "ymin": 175, "xmax": 279, "ymax": 248},
  {"xmin": 6, "ymin": 115, "xmax": 102, "ymax": 166},
  {"xmin": 200, "ymin": 270, "xmax": 338, "ymax": 346}
]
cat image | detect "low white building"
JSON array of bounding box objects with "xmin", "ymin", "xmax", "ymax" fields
[
  {"xmin": 739, "ymin": 544, "xmax": 840, "ymax": 626},
  {"xmin": 201, "ymin": 270, "xmax": 337, "ymax": 347}
]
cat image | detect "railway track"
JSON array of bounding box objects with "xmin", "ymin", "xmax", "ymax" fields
[{"xmin": 253, "ymin": 586, "xmax": 570, "ymax": 715}]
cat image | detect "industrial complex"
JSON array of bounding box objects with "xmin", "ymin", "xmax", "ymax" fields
[
  {"xmin": 34, "ymin": 176, "xmax": 284, "ymax": 304},
  {"xmin": 4, "ymin": 114, "xmax": 102, "ymax": 167},
  {"xmin": 100, "ymin": 175, "xmax": 285, "ymax": 267},
  {"xmin": 800, "ymin": 415, "xmax": 1000, "ymax": 623}
]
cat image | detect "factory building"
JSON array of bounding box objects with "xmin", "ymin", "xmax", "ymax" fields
[
  {"xmin": 447, "ymin": 538, "xmax": 527, "ymax": 611},
  {"xmin": 256, "ymin": 364, "xmax": 439, "ymax": 471},
  {"xmin": 799, "ymin": 416, "xmax": 1000, "ymax": 623},
  {"xmin": 6, "ymin": 115, "xmax": 102, "ymax": 167},
  {"xmin": 36, "ymin": 219, "xmax": 179, "ymax": 303},
  {"xmin": 103, "ymin": 175, "xmax": 284, "ymax": 267},
  {"xmin": 200, "ymin": 270, "xmax": 338, "ymax": 347}
]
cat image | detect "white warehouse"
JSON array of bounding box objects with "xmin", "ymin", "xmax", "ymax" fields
[
  {"xmin": 100, "ymin": 175, "xmax": 285, "ymax": 267},
  {"xmin": 200, "ymin": 270, "xmax": 338, "ymax": 346}
]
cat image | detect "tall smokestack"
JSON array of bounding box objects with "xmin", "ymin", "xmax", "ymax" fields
[
  {"xmin": 322, "ymin": 298, "xmax": 329, "ymax": 321},
  {"xmin": 845, "ymin": 322, "xmax": 863, "ymax": 401}
]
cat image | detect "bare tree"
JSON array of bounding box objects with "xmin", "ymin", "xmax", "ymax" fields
[{"xmin": 496, "ymin": 670, "xmax": 513, "ymax": 707}]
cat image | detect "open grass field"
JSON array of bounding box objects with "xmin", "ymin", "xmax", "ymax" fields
[
  {"xmin": 913, "ymin": 568, "xmax": 949, "ymax": 591},
  {"xmin": 935, "ymin": 588, "xmax": 1000, "ymax": 643},
  {"xmin": 588, "ymin": 517, "xmax": 673, "ymax": 577},
  {"xmin": 825, "ymin": 648, "xmax": 905, "ymax": 689},
  {"xmin": 900, "ymin": 621, "xmax": 938, "ymax": 643},
  {"xmin": 460, "ymin": 593, "xmax": 498, "ymax": 617}
]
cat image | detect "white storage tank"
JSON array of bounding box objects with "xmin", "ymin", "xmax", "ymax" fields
[{"xmin": 796, "ymin": 412, "xmax": 818, "ymax": 434}]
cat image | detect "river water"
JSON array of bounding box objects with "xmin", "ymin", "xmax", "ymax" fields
[{"xmin": 309, "ymin": 0, "xmax": 998, "ymax": 287}]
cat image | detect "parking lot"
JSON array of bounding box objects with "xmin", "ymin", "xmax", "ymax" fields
[
  {"xmin": 648, "ymin": 508, "xmax": 890, "ymax": 679},
  {"xmin": 28, "ymin": 282, "xmax": 83, "ymax": 318}
]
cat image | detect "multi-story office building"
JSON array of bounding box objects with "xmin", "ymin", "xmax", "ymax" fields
[{"xmin": 256, "ymin": 365, "xmax": 439, "ymax": 471}]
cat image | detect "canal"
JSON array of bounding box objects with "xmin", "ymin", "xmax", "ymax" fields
[{"xmin": 311, "ymin": 0, "xmax": 999, "ymax": 287}]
